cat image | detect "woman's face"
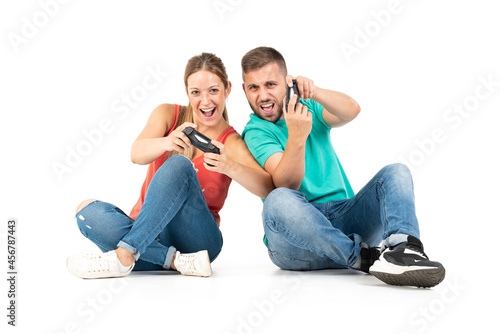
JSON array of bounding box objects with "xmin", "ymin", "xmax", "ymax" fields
[{"xmin": 186, "ymin": 70, "xmax": 231, "ymax": 127}]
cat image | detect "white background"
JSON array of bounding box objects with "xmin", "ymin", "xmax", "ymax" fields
[{"xmin": 1, "ymin": 0, "xmax": 499, "ymax": 333}]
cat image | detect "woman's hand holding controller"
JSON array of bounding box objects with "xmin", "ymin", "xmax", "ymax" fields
[{"xmin": 164, "ymin": 122, "xmax": 197, "ymax": 153}]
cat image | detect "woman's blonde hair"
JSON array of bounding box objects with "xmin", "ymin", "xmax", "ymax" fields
[{"xmin": 167, "ymin": 52, "xmax": 230, "ymax": 160}]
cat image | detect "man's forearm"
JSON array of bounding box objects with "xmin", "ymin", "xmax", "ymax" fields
[
  {"xmin": 271, "ymin": 140, "xmax": 306, "ymax": 190},
  {"xmin": 266, "ymin": 93, "xmax": 312, "ymax": 191},
  {"xmin": 313, "ymin": 87, "xmax": 360, "ymax": 124}
]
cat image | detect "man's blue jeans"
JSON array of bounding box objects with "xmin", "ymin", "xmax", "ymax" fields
[
  {"xmin": 262, "ymin": 163, "xmax": 420, "ymax": 270},
  {"xmin": 75, "ymin": 155, "xmax": 223, "ymax": 270}
]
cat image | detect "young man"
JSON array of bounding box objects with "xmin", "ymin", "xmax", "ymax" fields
[{"xmin": 240, "ymin": 46, "xmax": 445, "ymax": 288}]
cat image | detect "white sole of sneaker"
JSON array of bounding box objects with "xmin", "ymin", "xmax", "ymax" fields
[
  {"xmin": 369, "ymin": 259, "xmax": 445, "ymax": 288},
  {"xmin": 370, "ymin": 259, "xmax": 437, "ymax": 275}
]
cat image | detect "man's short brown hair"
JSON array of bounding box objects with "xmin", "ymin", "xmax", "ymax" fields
[{"xmin": 241, "ymin": 46, "xmax": 287, "ymax": 81}]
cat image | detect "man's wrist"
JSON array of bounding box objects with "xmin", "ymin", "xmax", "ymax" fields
[
  {"xmin": 285, "ymin": 136, "xmax": 307, "ymax": 149},
  {"xmin": 311, "ymin": 86, "xmax": 326, "ymax": 105}
]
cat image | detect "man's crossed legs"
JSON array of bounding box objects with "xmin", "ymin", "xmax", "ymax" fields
[{"xmin": 262, "ymin": 163, "xmax": 445, "ymax": 288}]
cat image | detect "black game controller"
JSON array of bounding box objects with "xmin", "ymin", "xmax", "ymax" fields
[
  {"xmin": 182, "ymin": 127, "xmax": 220, "ymax": 154},
  {"xmin": 285, "ymin": 79, "xmax": 300, "ymax": 112}
]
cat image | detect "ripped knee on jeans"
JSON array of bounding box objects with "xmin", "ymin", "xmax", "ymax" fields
[{"xmin": 76, "ymin": 199, "xmax": 97, "ymax": 213}]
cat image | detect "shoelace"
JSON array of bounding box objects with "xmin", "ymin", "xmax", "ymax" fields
[
  {"xmin": 86, "ymin": 253, "xmax": 114, "ymax": 273},
  {"xmin": 176, "ymin": 254, "xmax": 198, "ymax": 275}
]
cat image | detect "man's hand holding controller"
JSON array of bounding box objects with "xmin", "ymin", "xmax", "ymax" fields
[
  {"xmin": 284, "ymin": 76, "xmax": 313, "ymax": 145},
  {"xmin": 287, "ymin": 75, "xmax": 316, "ymax": 101}
]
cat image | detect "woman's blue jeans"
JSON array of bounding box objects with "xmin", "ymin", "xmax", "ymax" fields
[
  {"xmin": 262, "ymin": 163, "xmax": 420, "ymax": 270},
  {"xmin": 75, "ymin": 155, "xmax": 223, "ymax": 271}
]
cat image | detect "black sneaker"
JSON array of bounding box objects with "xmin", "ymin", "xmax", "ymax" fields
[
  {"xmin": 359, "ymin": 246, "xmax": 381, "ymax": 273},
  {"xmin": 369, "ymin": 236, "xmax": 445, "ymax": 288}
]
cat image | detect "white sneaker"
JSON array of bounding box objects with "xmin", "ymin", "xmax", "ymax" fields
[
  {"xmin": 173, "ymin": 250, "xmax": 212, "ymax": 277},
  {"xmin": 67, "ymin": 251, "xmax": 134, "ymax": 279}
]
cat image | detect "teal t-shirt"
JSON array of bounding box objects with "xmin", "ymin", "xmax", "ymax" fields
[
  {"xmin": 242, "ymin": 99, "xmax": 354, "ymax": 247},
  {"xmin": 242, "ymin": 99, "xmax": 354, "ymax": 203}
]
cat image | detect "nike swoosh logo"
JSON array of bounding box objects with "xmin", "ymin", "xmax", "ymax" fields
[{"xmin": 404, "ymin": 249, "xmax": 423, "ymax": 256}]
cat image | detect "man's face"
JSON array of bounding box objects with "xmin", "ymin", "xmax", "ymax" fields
[{"xmin": 242, "ymin": 62, "xmax": 287, "ymax": 123}]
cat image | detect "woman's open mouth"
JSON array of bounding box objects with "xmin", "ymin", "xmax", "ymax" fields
[{"xmin": 200, "ymin": 107, "xmax": 216, "ymax": 118}]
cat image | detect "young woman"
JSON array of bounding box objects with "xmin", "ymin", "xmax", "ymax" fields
[{"xmin": 67, "ymin": 53, "xmax": 274, "ymax": 278}]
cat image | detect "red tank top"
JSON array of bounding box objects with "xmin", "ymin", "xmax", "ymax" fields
[{"xmin": 129, "ymin": 105, "xmax": 237, "ymax": 226}]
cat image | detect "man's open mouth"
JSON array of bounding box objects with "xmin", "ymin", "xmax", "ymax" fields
[{"xmin": 260, "ymin": 102, "xmax": 275, "ymax": 115}]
